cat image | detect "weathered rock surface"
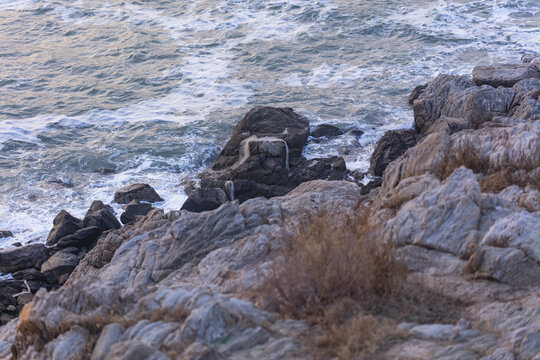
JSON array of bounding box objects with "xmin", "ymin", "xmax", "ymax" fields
[
  {"xmin": 114, "ymin": 184, "xmax": 163, "ymax": 204},
  {"xmin": 472, "ymin": 63, "xmax": 540, "ymax": 87},
  {"xmin": 1, "ymin": 57, "xmax": 540, "ymax": 360},
  {"xmin": 55, "ymin": 226, "xmax": 100, "ymax": 249},
  {"xmin": 83, "ymin": 200, "xmax": 121, "ymax": 233}
]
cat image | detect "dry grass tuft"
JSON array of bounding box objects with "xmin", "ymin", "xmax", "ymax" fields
[{"xmin": 260, "ymin": 210, "xmax": 405, "ymax": 319}]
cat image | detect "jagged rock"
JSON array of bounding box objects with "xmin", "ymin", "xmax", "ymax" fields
[
  {"xmin": 0, "ymin": 231, "xmax": 13, "ymax": 239},
  {"xmin": 114, "ymin": 184, "xmax": 163, "ymax": 204},
  {"xmin": 412, "ymin": 75, "xmax": 515, "ymax": 134},
  {"xmin": 472, "ymin": 63, "xmax": 540, "ymax": 88},
  {"xmin": 181, "ymin": 188, "xmax": 228, "ymax": 213},
  {"xmin": 369, "ymin": 129, "xmax": 417, "ymax": 176},
  {"xmin": 200, "ymin": 111, "xmax": 347, "ymax": 202},
  {"xmin": 0, "ymin": 244, "xmax": 52, "ymax": 273},
  {"xmin": 41, "ymin": 248, "xmax": 83, "ymax": 284},
  {"xmin": 46, "ymin": 210, "xmax": 83, "ymax": 246},
  {"xmin": 210, "ymin": 106, "xmax": 309, "ymax": 171},
  {"xmin": 311, "ymin": 124, "xmax": 343, "ymax": 138},
  {"xmin": 120, "ymin": 201, "xmax": 153, "ymax": 224},
  {"xmin": 83, "ymin": 201, "xmax": 121, "ymax": 233},
  {"xmin": 55, "ymin": 226, "xmax": 100, "ymax": 249}
]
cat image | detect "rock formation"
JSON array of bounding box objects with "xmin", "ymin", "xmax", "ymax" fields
[{"xmin": 0, "ymin": 55, "xmax": 539, "ymax": 359}]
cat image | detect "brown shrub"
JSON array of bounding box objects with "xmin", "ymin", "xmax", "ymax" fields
[{"xmin": 260, "ymin": 210, "xmax": 405, "ymax": 318}]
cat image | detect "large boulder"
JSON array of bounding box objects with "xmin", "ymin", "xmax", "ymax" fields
[
  {"xmin": 55, "ymin": 227, "xmax": 101, "ymax": 249},
  {"xmin": 46, "ymin": 210, "xmax": 83, "ymax": 246},
  {"xmin": 210, "ymin": 106, "xmax": 310, "ymax": 171},
  {"xmin": 369, "ymin": 129, "xmax": 417, "ymax": 177},
  {"xmin": 0, "ymin": 244, "xmax": 52, "ymax": 273},
  {"xmin": 181, "ymin": 188, "xmax": 228, "ymax": 213},
  {"xmin": 199, "ymin": 107, "xmax": 348, "ymax": 202},
  {"xmin": 114, "ymin": 184, "xmax": 163, "ymax": 204},
  {"xmin": 83, "ymin": 201, "xmax": 121, "ymax": 233},
  {"xmin": 472, "ymin": 63, "xmax": 540, "ymax": 88}
]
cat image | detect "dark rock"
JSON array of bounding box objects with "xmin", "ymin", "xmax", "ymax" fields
[
  {"xmin": 409, "ymin": 84, "xmax": 428, "ymax": 104},
  {"xmin": 83, "ymin": 200, "xmax": 121, "ymax": 233},
  {"xmin": 46, "ymin": 210, "xmax": 83, "ymax": 246},
  {"xmin": 0, "ymin": 231, "xmax": 13, "ymax": 238},
  {"xmin": 114, "ymin": 184, "xmax": 163, "ymax": 204},
  {"xmin": 0, "ymin": 244, "xmax": 52, "ymax": 273},
  {"xmin": 40, "ymin": 248, "xmax": 82, "ymax": 285},
  {"xmin": 120, "ymin": 201, "xmax": 153, "ymax": 224},
  {"xmin": 181, "ymin": 188, "xmax": 228, "ymax": 213},
  {"xmin": 47, "ymin": 179, "xmax": 74, "ymax": 188},
  {"xmin": 369, "ymin": 130, "xmax": 417, "ymax": 177},
  {"xmin": 96, "ymin": 168, "xmax": 116, "ymax": 175},
  {"xmin": 12, "ymin": 242, "xmax": 22, "ymax": 247},
  {"xmin": 12, "ymin": 268, "xmax": 48, "ymax": 282},
  {"xmin": 199, "ymin": 107, "xmax": 349, "ymax": 203},
  {"xmin": 472, "ymin": 63, "xmax": 540, "ymax": 88},
  {"xmin": 210, "ymin": 106, "xmax": 310, "ymax": 171},
  {"xmin": 55, "ymin": 226, "xmax": 101, "ymax": 249},
  {"xmin": 345, "ymin": 128, "xmax": 364, "ymax": 138},
  {"xmin": 522, "ymin": 54, "xmax": 540, "ymax": 63},
  {"xmin": 311, "ymin": 124, "xmax": 343, "ymax": 138}
]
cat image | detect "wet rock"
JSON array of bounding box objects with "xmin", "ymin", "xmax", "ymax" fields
[
  {"xmin": 0, "ymin": 231, "xmax": 13, "ymax": 238},
  {"xmin": 369, "ymin": 129, "xmax": 417, "ymax": 177},
  {"xmin": 55, "ymin": 226, "xmax": 101, "ymax": 249},
  {"xmin": 120, "ymin": 201, "xmax": 153, "ymax": 224},
  {"xmin": 0, "ymin": 244, "xmax": 52, "ymax": 273},
  {"xmin": 46, "ymin": 210, "xmax": 83, "ymax": 246},
  {"xmin": 114, "ymin": 184, "xmax": 163, "ymax": 204},
  {"xmin": 210, "ymin": 106, "xmax": 309, "ymax": 171},
  {"xmin": 11, "ymin": 242, "xmax": 22, "ymax": 247},
  {"xmin": 311, "ymin": 124, "xmax": 343, "ymax": 138},
  {"xmin": 181, "ymin": 188, "xmax": 228, "ymax": 213},
  {"xmin": 344, "ymin": 128, "xmax": 364, "ymax": 138},
  {"xmin": 96, "ymin": 168, "xmax": 116, "ymax": 175},
  {"xmin": 472, "ymin": 63, "xmax": 540, "ymax": 88},
  {"xmin": 83, "ymin": 201, "xmax": 121, "ymax": 233},
  {"xmin": 47, "ymin": 179, "xmax": 75, "ymax": 188},
  {"xmin": 40, "ymin": 247, "xmax": 82, "ymax": 285}
]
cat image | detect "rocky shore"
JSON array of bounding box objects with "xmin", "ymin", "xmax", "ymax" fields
[{"xmin": 0, "ymin": 55, "xmax": 539, "ymax": 359}]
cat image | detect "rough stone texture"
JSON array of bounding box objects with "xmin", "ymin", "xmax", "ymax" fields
[
  {"xmin": 114, "ymin": 184, "xmax": 164, "ymax": 204},
  {"xmin": 210, "ymin": 106, "xmax": 309, "ymax": 171},
  {"xmin": 311, "ymin": 124, "xmax": 343, "ymax": 138},
  {"xmin": 45, "ymin": 210, "xmax": 83, "ymax": 246},
  {"xmin": 472, "ymin": 63, "xmax": 540, "ymax": 87},
  {"xmin": 120, "ymin": 201, "xmax": 153, "ymax": 224},
  {"xmin": 369, "ymin": 129, "xmax": 417, "ymax": 176},
  {"xmin": 181, "ymin": 188, "xmax": 228, "ymax": 213},
  {"xmin": 83, "ymin": 200, "xmax": 121, "ymax": 233},
  {"xmin": 0, "ymin": 244, "xmax": 52, "ymax": 273},
  {"xmin": 40, "ymin": 248, "xmax": 83, "ymax": 285},
  {"xmin": 55, "ymin": 226, "xmax": 100, "ymax": 249}
]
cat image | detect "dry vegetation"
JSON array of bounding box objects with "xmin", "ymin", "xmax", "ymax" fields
[{"xmin": 256, "ymin": 207, "xmax": 466, "ymax": 359}]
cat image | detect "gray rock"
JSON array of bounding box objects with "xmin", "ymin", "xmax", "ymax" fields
[
  {"xmin": 472, "ymin": 63, "xmax": 540, "ymax": 88},
  {"xmin": 114, "ymin": 184, "xmax": 163, "ymax": 204},
  {"xmin": 311, "ymin": 124, "xmax": 343, "ymax": 138},
  {"xmin": 181, "ymin": 188, "xmax": 228, "ymax": 213},
  {"xmin": 0, "ymin": 244, "xmax": 52, "ymax": 273},
  {"xmin": 46, "ymin": 210, "xmax": 83, "ymax": 246},
  {"xmin": 91, "ymin": 323, "xmax": 124, "ymax": 360},
  {"xmin": 120, "ymin": 201, "xmax": 153, "ymax": 224},
  {"xmin": 369, "ymin": 129, "xmax": 417, "ymax": 177}
]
